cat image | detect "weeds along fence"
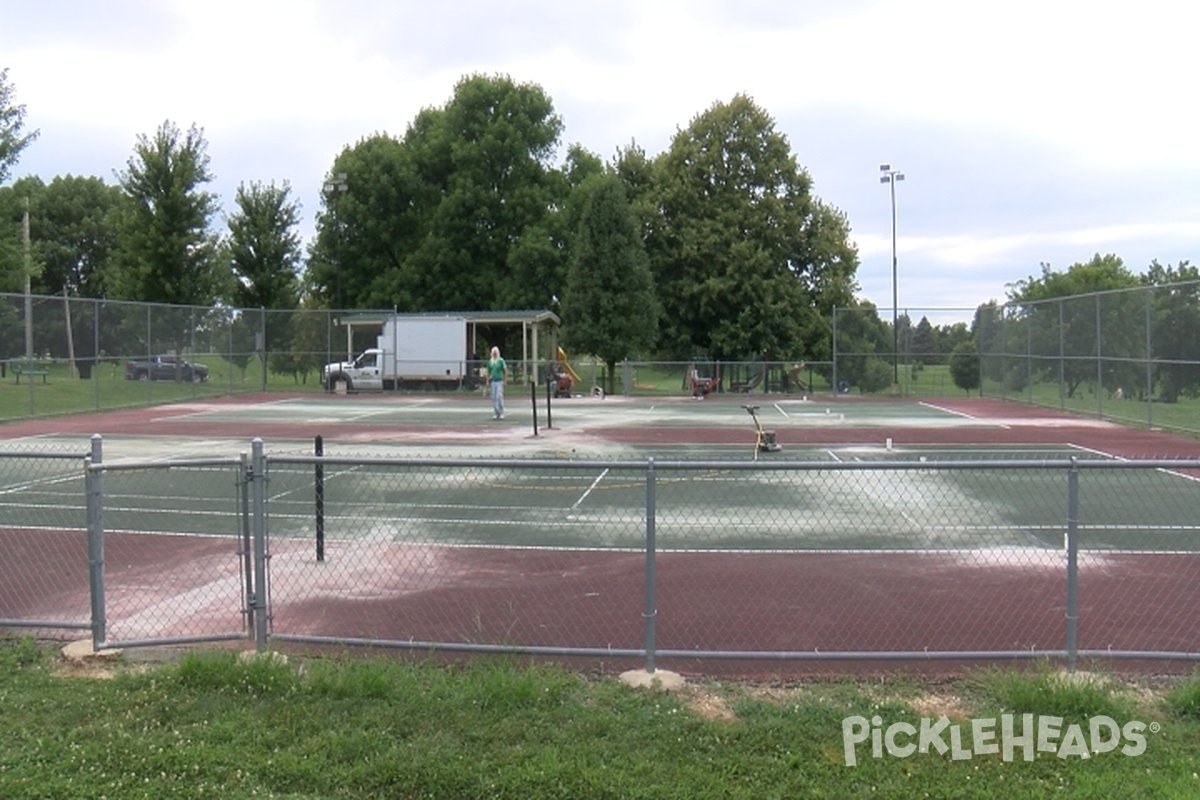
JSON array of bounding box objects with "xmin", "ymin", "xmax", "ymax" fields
[{"xmin": 3, "ymin": 438, "xmax": 1199, "ymax": 671}]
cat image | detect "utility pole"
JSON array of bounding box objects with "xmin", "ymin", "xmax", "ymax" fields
[{"xmin": 23, "ymin": 197, "xmax": 32, "ymax": 362}]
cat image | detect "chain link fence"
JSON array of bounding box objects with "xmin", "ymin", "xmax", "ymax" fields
[
  {"xmin": 830, "ymin": 306, "xmax": 976, "ymax": 397},
  {"xmin": 4, "ymin": 440, "xmax": 1199, "ymax": 671},
  {"xmin": 7, "ymin": 288, "xmax": 1200, "ymax": 429},
  {"xmin": 0, "ymin": 438, "xmax": 95, "ymax": 638},
  {"xmin": 980, "ymin": 281, "xmax": 1200, "ymax": 436}
]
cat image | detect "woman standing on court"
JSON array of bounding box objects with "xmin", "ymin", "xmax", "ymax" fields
[{"xmin": 487, "ymin": 346, "xmax": 507, "ymax": 419}]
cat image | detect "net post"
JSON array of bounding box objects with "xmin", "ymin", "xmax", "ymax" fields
[
  {"xmin": 530, "ymin": 382, "xmax": 539, "ymax": 437},
  {"xmin": 315, "ymin": 435, "xmax": 325, "ymax": 562}
]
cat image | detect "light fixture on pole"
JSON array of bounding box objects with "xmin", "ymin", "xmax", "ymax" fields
[
  {"xmin": 879, "ymin": 163, "xmax": 905, "ymax": 387},
  {"xmin": 322, "ymin": 172, "xmax": 349, "ymax": 311}
]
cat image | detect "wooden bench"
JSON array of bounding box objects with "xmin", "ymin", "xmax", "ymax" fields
[{"xmin": 12, "ymin": 362, "xmax": 49, "ymax": 384}]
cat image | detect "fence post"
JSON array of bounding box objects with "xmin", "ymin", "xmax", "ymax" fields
[
  {"xmin": 1065, "ymin": 457, "xmax": 1080, "ymax": 673},
  {"xmin": 250, "ymin": 438, "xmax": 269, "ymax": 652},
  {"xmin": 239, "ymin": 450, "xmax": 255, "ymax": 633},
  {"xmin": 831, "ymin": 308, "xmax": 839, "ymax": 399},
  {"xmin": 85, "ymin": 434, "xmax": 106, "ymax": 650},
  {"xmin": 643, "ymin": 457, "xmax": 658, "ymax": 673}
]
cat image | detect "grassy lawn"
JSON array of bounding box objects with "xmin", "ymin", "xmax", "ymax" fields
[
  {"xmin": 0, "ymin": 356, "xmax": 322, "ymax": 423},
  {"xmin": 2, "ymin": 638, "xmax": 1199, "ymax": 799},
  {"xmin": 982, "ymin": 377, "xmax": 1200, "ymax": 436}
]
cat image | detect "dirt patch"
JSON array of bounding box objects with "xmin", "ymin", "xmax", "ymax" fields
[{"xmin": 683, "ymin": 685, "xmax": 738, "ymax": 722}]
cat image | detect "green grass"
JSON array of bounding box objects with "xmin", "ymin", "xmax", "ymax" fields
[
  {"xmin": 982, "ymin": 376, "xmax": 1200, "ymax": 436},
  {"xmin": 2, "ymin": 639, "xmax": 1199, "ymax": 799},
  {"xmin": 0, "ymin": 356, "xmax": 324, "ymax": 423}
]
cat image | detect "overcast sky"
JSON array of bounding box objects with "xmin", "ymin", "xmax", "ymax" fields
[{"xmin": 3, "ymin": 0, "xmax": 1197, "ymax": 322}]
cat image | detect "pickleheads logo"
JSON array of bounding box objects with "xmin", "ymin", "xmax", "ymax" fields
[{"xmin": 841, "ymin": 714, "xmax": 1152, "ymax": 766}]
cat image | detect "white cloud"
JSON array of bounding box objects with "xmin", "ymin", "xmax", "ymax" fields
[{"xmin": 2, "ymin": 0, "xmax": 1197, "ymax": 311}]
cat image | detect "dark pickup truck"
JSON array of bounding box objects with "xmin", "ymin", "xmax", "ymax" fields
[{"xmin": 123, "ymin": 355, "xmax": 209, "ymax": 382}]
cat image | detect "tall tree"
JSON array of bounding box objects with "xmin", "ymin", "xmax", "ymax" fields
[
  {"xmin": 227, "ymin": 180, "xmax": 303, "ymax": 379},
  {"xmin": 411, "ymin": 73, "xmax": 565, "ymax": 312},
  {"xmin": 972, "ymin": 300, "xmax": 1006, "ymax": 384},
  {"xmin": 228, "ymin": 180, "xmax": 302, "ymax": 311},
  {"xmin": 0, "ymin": 68, "xmax": 39, "ymax": 184},
  {"xmin": 1007, "ymin": 254, "xmax": 1141, "ymax": 398},
  {"xmin": 1144, "ymin": 260, "xmax": 1200, "ymax": 402},
  {"xmin": 111, "ymin": 121, "xmax": 224, "ymax": 305},
  {"xmin": 506, "ymin": 143, "xmax": 604, "ymax": 313},
  {"xmin": 562, "ymin": 173, "xmax": 658, "ymax": 394},
  {"xmin": 36, "ymin": 175, "xmax": 122, "ymax": 298},
  {"xmin": 910, "ymin": 315, "xmax": 936, "ymax": 364},
  {"xmin": 646, "ymin": 94, "xmax": 858, "ymax": 361},
  {"xmin": 0, "ymin": 176, "xmax": 43, "ymax": 293},
  {"xmin": 111, "ymin": 121, "xmax": 224, "ymax": 359},
  {"xmin": 313, "ymin": 74, "xmax": 569, "ymax": 318},
  {"xmin": 309, "ymin": 135, "xmax": 417, "ymax": 311}
]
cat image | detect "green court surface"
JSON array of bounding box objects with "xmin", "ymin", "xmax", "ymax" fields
[
  {"xmin": 174, "ymin": 395, "xmax": 998, "ymax": 431},
  {"xmin": 2, "ymin": 395, "xmax": 1198, "ymax": 555}
]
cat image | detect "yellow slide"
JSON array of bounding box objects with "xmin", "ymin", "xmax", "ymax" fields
[{"xmin": 556, "ymin": 347, "xmax": 582, "ymax": 383}]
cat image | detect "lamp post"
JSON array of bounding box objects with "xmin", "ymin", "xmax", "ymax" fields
[
  {"xmin": 879, "ymin": 164, "xmax": 905, "ymax": 387},
  {"xmin": 322, "ymin": 172, "xmax": 348, "ymax": 311}
]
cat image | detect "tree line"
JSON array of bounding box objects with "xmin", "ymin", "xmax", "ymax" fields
[
  {"xmin": 0, "ymin": 71, "xmax": 883, "ymax": 380},
  {"xmin": 2, "ymin": 69, "xmax": 1195, "ymax": 397}
]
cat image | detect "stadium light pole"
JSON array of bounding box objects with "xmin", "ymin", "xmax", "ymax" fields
[
  {"xmin": 322, "ymin": 172, "xmax": 349, "ymax": 312},
  {"xmin": 879, "ymin": 164, "xmax": 905, "ymax": 387}
]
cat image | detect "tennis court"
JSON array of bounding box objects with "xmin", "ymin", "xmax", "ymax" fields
[{"xmin": 3, "ymin": 392, "xmax": 1199, "ymax": 676}]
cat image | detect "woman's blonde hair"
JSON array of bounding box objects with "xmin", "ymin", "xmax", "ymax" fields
[{"xmin": 489, "ymin": 346, "xmax": 500, "ymax": 359}]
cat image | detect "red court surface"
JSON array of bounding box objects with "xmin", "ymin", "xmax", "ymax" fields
[{"xmin": 3, "ymin": 393, "xmax": 1199, "ymax": 679}]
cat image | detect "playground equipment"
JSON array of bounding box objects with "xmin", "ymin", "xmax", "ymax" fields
[
  {"xmin": 552, "ymin": 347, "xmax": 582, "ymax": 398},
  {"xmin": 730, "ymin": 368, "xmax": 764, "ymax": 394},
  {"xmin": 689, "ymin": 364, "xmax": 719, "ymax": 398},
  {"xmin": 742, "ymin": 404, "xmax": 782, "ymax": 460},
  {"xmin": 786, "ymin": 362, "xmax": 809, "ymax": 393}
]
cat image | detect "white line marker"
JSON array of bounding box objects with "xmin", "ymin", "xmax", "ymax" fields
[{"xmin": 572, "ymin": 468, "xmax": 610, "ymax": 510}]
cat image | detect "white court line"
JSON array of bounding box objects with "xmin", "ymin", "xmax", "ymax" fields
[
  {"xmin": 572, "ymin": 468, "xmax": 610, "ymax": 510},
  {"xmin": 1068, "ymin": 442, "xmax": 1126, "ymax": 461},
  {"xmin": 825, "ymin": 450, "xmax": 842, "ymax": 462},
  {"xmin": 0, "ymin": 472, "xmax": 85, "ymax": 496},
  {"xmin": 773, "ymin": 403, "xmax": 789, "ymax": 418},
  {"xmin": 1068, "ymin": 442, "xmax": 1200, "ymax": 484},
  {"xmin": 919, "ymin": 400, "xmax": 1010, "ymax": 429}
]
